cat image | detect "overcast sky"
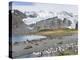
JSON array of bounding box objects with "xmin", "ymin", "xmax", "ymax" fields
[
  {"xmin": 12, "ymin": 1, "xmax": 78, "ymax": 25},
  {"xmin": 12, "ymin": 1, "xmax": 78, "ymax": 15}
]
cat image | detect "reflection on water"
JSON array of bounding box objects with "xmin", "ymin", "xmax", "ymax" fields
[{"xmin": 12, "ymin": 35, "xmax": 47, "ymax": 43}]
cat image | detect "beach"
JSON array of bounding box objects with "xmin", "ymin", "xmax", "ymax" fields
[{"xmin": 12, "ymin": 33, "xmax": 78, "ymax": 58}]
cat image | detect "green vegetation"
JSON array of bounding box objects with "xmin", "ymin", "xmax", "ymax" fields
[
  {"xmin": 34, "ymin": 29, "xmax": 78, "ymax": 37},
  {"xmin": 63, "ymin": 50, "xmax": 76, "ymax": 55},
  {"xmin": 57, "ymin": 41, "xmax": 63, "ymax": 45},
  {"xmin": 24, "ymin": 45, "xmax": 32, "ymax": 49},
  {"xmin": 39, "ymin": 29, "xmax": 53, "ymax": 32},
  {"xmin": 58, "ymin": 49, "xmax": 77, "ymax": 56}
]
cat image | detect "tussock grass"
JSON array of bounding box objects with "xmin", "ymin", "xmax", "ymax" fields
[{"xmin": 34, "ymin": 29, "xmax": 78, "ymax": 37}]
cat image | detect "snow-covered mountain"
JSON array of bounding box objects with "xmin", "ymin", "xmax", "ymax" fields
[
  {"xmin": 23, "ymin": 11, "xmax": 78, "ymax": 29},
  {"xmin": 11, "ymin": 9, "xmax": 78, "ymax": 35},
  {"xmin": 23, "ymin": 11, "xmax": 56, "ymax": 25},
  {"xmin": 57, "ymin": 11, "xmax": 78, "ymax": 29}
]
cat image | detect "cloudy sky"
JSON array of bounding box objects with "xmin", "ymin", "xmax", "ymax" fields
[
  {"xmin": 12, "ymin": 1, "xmax": 78, "ymax": 14},
  {"xmin": 11, "ymin": 1, "xmax": 78, "ymax": 25}
]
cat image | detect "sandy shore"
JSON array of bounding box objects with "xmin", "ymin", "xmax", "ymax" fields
[{"xmin": 12, "ymin": 33, "xmax": 78, "ymax": 58}]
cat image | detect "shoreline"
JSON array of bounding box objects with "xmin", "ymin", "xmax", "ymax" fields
[{"xmin": 11, "ymin": 33, "xmax": 78, "ymax": 58}]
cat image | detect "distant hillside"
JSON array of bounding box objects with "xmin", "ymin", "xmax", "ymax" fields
[
  {"xmin": 11, "ymin": 10, "xmax": 32, "ymax": 35},
  {"xmin": 10, "ymin": 10, "xmax": 77, "ymax": 35},
  {"xmin": 12, "ymin": 10, "xmax": 26, "ymax": 28},
  {"xmin": 31, "ymin": 16, "xmax": 72, "ymax": 32}
]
